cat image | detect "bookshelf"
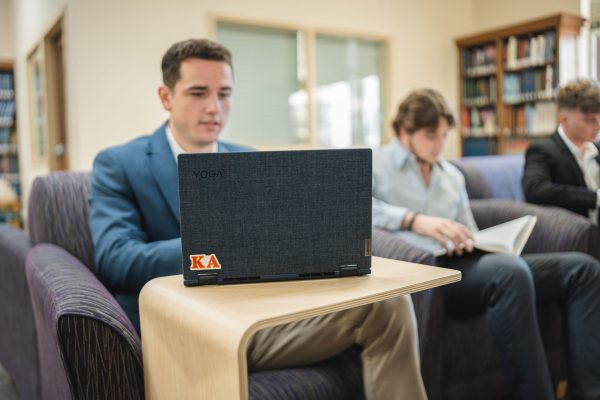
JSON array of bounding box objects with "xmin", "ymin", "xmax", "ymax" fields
[
  {"xmin": 456, "ymin": 13, "xmax": 584, "ymax": 156},
  {"xmin": 0, "ymin": 60, "xmax": 21, "ymax": 227}
]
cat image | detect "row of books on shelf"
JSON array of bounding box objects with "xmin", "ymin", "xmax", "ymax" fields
[
  {"xmin": 505, "ymin": 30, "xmax": 556, "ymax": 70},
  {"xmin": 463, "ymin": 137, "xmax": 498, "ymax": 156},
  {"xmin": 462, "ymin": 44, "xmax": 497, "ymax": 76},
  {"xmin": 0, "ymin": 127, "xmax": 14, "ymax": 145},
  {"xmin": 460, "ymin": 108, "xmax": 497, "ymax": 137},
  {"xmin": 0, "ymin": 73, "xmax": 14, "ymax": 101},
  {"xmin": 0, "ymin": 143, "xmax": 18, "ymax": 155},
  {"xmin": 461, "ymin": 102, "xmax": 557, "ymax": 138},
  {"xmin": 501, "ymin": 102, "xmax": 557, "ymax": 137},
  {"xmin": 503, "ymin": 66, "xmax": 555, "ymax": 104},
  {"xmin": 1, "ymin": 154, "xmax": 18, "ymax": 177},
  {"xmin": 463, "ymin": 136, "xmax": 540, "ymax": 156},
  {"xmin": 462, "ymin": 77, "xmax": 497, "ymax": 106},
  {"xmin": 0, "ymin": 101, "xmax": 16, "ymax": 127}
]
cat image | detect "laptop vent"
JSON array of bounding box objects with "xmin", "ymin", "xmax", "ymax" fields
[
  {"xmin": 298, "ymin": 272, "xmax": 336, "ymax": 278},
  {"xmin": 222, "ymin": 276, "xmax": 260, "ymax": 283}
]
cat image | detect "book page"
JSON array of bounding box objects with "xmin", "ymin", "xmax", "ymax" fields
[
  {"xmin": 473, "ymin": 215, "xmax": 537, "ymax": 255},
  {"xmin": 392, "ymin": 215, "xmax": 537, "ymax": 257}
]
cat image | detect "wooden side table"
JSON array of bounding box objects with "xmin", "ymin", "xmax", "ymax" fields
[{"xmin": 140, "ymin": 256, "xmax": 460, "ymax": 399}]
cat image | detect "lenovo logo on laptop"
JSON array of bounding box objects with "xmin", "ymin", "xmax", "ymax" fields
[{"xmin": 189, "ymin": 254, "xmax": 222, "ymax": 270}]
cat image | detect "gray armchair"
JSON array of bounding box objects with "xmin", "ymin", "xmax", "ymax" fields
[
  {"xmin": 451, "ymin": 155, "xmax": 600, "ymax": 260},
  {"xmin": 0, "ymin": 224, "xmax": 39, "ymax": 400}
]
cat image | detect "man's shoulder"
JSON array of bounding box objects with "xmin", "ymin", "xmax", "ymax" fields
[
  {"xmin": 96, "ymin": 134, "xmax": 152, "ymax": 161},
  {"xmin": 439, "ymin": 160, "xmax": 465, "ymax": 183},
  {"xmin": 373, "ymin": 142, "xmax": 398, "ymax": 163},
  {"xmin": 526, "ymin": 133, "xmax": 559, "ymax": 156},
  {"xmin": 92, "ymin": 132, "xmax": 159, "ymax": 183}
]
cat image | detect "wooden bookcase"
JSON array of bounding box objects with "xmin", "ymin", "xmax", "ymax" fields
[
  {"xmin": 456, "ymin": 13, "xmax": 584, "ymax": 156},
  {"xmin": 0, "ymin": 60, "xmax": 21, "ymax": 227}
]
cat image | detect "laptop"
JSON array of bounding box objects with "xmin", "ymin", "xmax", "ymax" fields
[{"xmin": 178, "ymin": 149, "xmax": 372, "ymax": 286}]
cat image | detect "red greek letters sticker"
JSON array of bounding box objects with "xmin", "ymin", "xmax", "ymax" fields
[{"xmin": 189, "ymin": 254, "xmax": 222, "ymax": 270}]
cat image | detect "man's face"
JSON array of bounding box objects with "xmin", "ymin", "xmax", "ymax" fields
[
  {"xmin": 158, "ymin": 58, "xmax": 233, "ymax": 152},
  {"xmin": 402, "ymin": 118, "xmax": 449, "ymax": 165},
  {"xmin": 560, "ymin": 109, "xmax": 600, "ymax": 146}
]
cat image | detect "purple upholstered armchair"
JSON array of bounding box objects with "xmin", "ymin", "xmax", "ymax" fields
[
  {"xmin": 24, "ymin": 171, "xmax": 376, "ymax": 400},
  {"xmin": 0, "ymin": 224, "xmax": 39, "ymax": 400},
  {"xmin": 27, "ymin": 172, "xmax": 144, "ymax": 400}
]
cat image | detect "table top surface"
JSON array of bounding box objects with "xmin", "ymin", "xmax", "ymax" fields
[{"xmin": 143, "ymin": 256, "xmax": 460, "ymax": 332}]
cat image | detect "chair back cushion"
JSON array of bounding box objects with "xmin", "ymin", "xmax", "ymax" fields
[
  {"xmin": 0, "ymin": 225, "xmax": 40, "ymax": 400},
  {"xmin": 26, "ymin": 243, "xmax": 143, "ymax": 400},
  {"xmin": 450, "ymin": 155, "xmax": 525, "ymax": 201},
  {"xmin": 28, "ymin": 171, "xmax": 95, "ymax": 271}
]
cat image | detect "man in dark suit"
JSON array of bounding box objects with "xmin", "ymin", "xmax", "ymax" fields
[
  {"xmin": 89, "ymin": 38, "xmax": 428, "ymax": 399},
  {"xmin": 523, "ymin": 79, "xmax": 600, "ymax": 223}
]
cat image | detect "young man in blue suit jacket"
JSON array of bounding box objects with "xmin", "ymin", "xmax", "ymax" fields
[{"xmin": 89, "ymin": 38, "xmax": 428, "ymax": 399}]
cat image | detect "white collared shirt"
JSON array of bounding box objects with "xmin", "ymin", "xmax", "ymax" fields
[
  {"xmin": 372, "ymin": 138, "xmax": 478, "ymax": 233},
  {"xmin": 557, "ymin": 124, "xmax": 600, "ymax": 223},
  {"xmin": 165, "ymin": 124, "xmax": 218, "ymax": 162}
]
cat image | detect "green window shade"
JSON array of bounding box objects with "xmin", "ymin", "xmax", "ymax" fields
[{"xmin": 217, "ymin": 23, "xmax": 308, "ymax": 147}]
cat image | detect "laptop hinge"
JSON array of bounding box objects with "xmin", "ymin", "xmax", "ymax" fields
[
  {"xmin": 185, "ymin": 273, "xmax": 218, "ymax": 286},
  {"xmin": 338, "ymin": 264, "xmax": 359, "ymax": 277}
]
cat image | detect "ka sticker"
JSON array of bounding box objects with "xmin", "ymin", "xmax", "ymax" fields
[{"xmin": 189, "ymin": 254, "xmax": 222, "ymax": 270}]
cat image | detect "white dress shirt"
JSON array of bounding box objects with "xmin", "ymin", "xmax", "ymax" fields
[
  {"xmin": 557, "ymin": 125, "xmax": 600, "ymax": 223},
  {"xmin": 166, "ymin": 124, "xmax": 218, "ymax": 162},
  {"xmin": 372, "ymin": 138, "xmax": 478, "ymax": 251}
]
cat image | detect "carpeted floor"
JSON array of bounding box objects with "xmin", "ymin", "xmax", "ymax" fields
[{"xmin": 0, "ymin": 363, "xmax": 19, "ymax": 400}]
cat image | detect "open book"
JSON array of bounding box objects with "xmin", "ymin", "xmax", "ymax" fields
[{"xmin": 393, "ymin": 215, "xmax": 537, "ymax": 257}]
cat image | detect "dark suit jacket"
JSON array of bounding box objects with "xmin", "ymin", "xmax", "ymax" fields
[
  {"xmin": 522, "ymin": 130, "xmax": 600, "ymax": 219},
  {"xmin": 89, "ymin": 122, "xmax": 252, "ymax": 330}
]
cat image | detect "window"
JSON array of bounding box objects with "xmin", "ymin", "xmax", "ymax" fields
[
  {"xmin": 217, "ymin": 23, "xmax": 307, "ymax": 147},
  {"xmin": 216, "ymin": 19, "xmax": 387, "ymax": 149}
]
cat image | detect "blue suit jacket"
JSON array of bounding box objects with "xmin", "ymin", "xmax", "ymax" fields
[{"xmin": 89, "ymin": 122, "xmax": 252, "ymax": 329}]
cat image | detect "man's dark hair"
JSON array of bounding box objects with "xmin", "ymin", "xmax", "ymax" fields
[
  {"xmin": 557, "ymin": 79, "xmax": 600, "ymax": 114},
  {"xmin": 161, "ymin": 38, "xmax": 233, "ymax": 89},
  {"xmin": 392, "ymin": 88, "xmax": 455, "ymax": 136}
]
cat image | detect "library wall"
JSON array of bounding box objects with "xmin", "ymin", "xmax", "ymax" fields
[
  {"xmin": 65, "ymin": 0, "xmax": 473, "ymax": 170},
  {"xmin": 472, "ymin": 0, "xmax": 579, "ymax": 31},
  {"xmin": 0, "ymin": 0, "xmax": 14, "ymax": 59},
  {"xmin": 14, "ymin": 0, "xmax": 477, "ymax": 206}
]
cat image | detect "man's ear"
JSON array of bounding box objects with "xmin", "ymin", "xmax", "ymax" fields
[
  {"xmin": 398, "ymin": 128, "xmax": 410, "ymax": 140},
  {"xmin": 558, "ymin": 110, "xmax": 569, "ymax": 126},
  {"xmin": 158, "ymin": 85, "xmax": 173, "ymax": 111}
]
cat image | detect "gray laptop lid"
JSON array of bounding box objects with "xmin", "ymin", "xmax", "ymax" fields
[{"xmin": 178, "ymin": 149, "xmax": 372, "ymax": 286}]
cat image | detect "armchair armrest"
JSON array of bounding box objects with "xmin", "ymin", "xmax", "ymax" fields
[
  {"xmin": 470, "ymin": 199, "xmax": 598, "ymax": 257},
  {"xmin": 26, "ymin": 244, "xmax": 144, "ymax": 400},
  {"xmin": 371, "ymin": 228, "xmax": 444, "ymax": 399},
  {"xmin": 371, "ymin": 228, "xmax": 435, "ymax": 265}
]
